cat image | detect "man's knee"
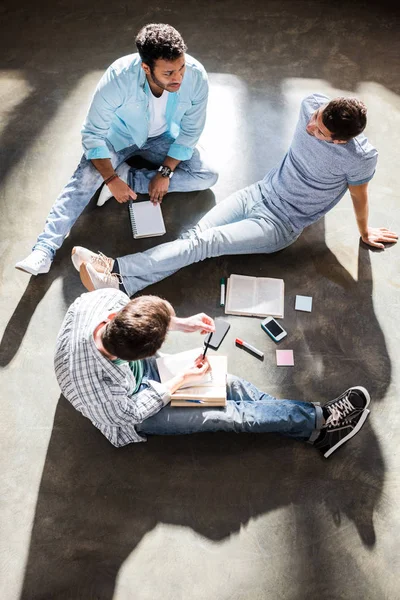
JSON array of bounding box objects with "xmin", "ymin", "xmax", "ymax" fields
[{"xmin": 196, "ymin": 166, "xmax": 219, "ymax": 189}]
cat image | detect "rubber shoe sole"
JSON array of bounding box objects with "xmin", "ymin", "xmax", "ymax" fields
[
  {"xmin": 323, "ymin": 409, "xmax": 370, "ymax": 458},
  {"xmin": 79, "ymin": 263, "xmax": 95, "ymax": 292}
]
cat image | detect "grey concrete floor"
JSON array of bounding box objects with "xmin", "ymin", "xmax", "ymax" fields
[{"xmin": 1, "ymin": 1, "xmax": 400, "ymax": 598}]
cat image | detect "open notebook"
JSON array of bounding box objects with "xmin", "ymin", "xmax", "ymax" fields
[
  {"xmin": 225, "ymin": 274, "xmax": 284, "ymax": 318},
  {"xmin": 156, "ymin": 348, "xmax": 227, "ymax": 407},
  {"xmin": 128, "ymin": 200, "xmax": 166, "ymax": 239}
]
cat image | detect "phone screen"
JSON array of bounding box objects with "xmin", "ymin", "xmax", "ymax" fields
[
  {"xmin": 204, "ymin": 319, "xmax": 230, "ymax": 350},
  {"xmin": 265, "ymin": 319, "xmax": 284, "ymax": 336}
]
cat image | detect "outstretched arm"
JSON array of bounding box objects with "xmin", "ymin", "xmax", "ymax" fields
[{"xmin": 349, "ymin": 183, "xmax": 398, "ymax": 249}]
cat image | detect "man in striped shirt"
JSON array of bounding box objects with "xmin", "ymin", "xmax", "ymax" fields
[{"xmin": 55, "ymin": 288, "xmax": 371, "ymax": 457}]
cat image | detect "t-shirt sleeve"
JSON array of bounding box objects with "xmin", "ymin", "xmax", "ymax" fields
[{"xmin": 346, "ymin": 139, "xmax": 378, "ymax": 186}]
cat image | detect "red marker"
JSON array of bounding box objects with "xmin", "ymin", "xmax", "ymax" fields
[{"xmin": 235, "ymin": 338, "xmax": 264, "ymax": 359}]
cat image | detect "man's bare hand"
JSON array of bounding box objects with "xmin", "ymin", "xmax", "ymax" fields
[
  {"xmin": 107, "ymin": 177, "xmax": 137, "ymax": 204},
  {"xmin": 170, "ymin": 314, "xmax": 215, "ymax": 335},
  {"xmin": 148, "ymin": 173, "xmax": 170, "ymax": 205},
  {"xmin": 361, "ymin": 227, "xmax": 398, "ymax": 249},
  {"xmin": 181, "ymin": 356, "xmax": 212, "ymax": 386}
]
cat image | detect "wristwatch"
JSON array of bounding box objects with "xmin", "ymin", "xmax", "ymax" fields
[{"xmin": 158, "ymin": 165, "xmax": 174, "ymax": 179}]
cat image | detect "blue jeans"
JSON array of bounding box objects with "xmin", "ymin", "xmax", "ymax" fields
[
  {"xmin": 136, "ymin": 359, "xmax": 323, "ymax": 441},
  {"xmin": 34, "ymin": 134, "xmax": 218, "ymax": 257},
  {"xmin": 117, "ymin": 181, "xmax": 301, "ymax": 297}
]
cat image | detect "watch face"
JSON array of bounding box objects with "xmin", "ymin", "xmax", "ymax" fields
[{"xmin": 160, "ymin": 166, "xmax": 171, "ymax": 177}]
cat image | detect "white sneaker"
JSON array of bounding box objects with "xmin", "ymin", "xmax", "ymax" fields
[
  {"xmin": 71, "ymin": 246, "xmax": 114, "ymax": 273},
  {"xmin": 97, "ymin": 162, "xmax": 131, "ymax": 207},
  {"xmin": 15, "ymin": 249, "xmax": 52, "ymax": 275},
  {"xmin": 80, "ymin": 262, "xmax": 122, "ymax": 292}
]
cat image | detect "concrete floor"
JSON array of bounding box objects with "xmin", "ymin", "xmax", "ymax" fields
[{"xmin": 1, "ymin": 0, "xmax": 399, "ymax": 598}]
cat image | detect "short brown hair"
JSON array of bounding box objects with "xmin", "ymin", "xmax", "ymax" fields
[
  {"xmin": 322, "ymin": 97, "xmax": 367, "ymax": 141},
  {"xmin": 102, "ymin": 295, "xmax": 172, "ymax": 361}
]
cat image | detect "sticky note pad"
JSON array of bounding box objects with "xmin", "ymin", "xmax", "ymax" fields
[
  {"xmin": 276, "ymin": 349, "xmax": 294, "ymax": 366},
  {"xmin": 295, "ymin": 295, "xmax": 313, "ymax": 312}
]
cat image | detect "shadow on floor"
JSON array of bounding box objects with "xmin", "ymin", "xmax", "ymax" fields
[
  {"xmin": 0, "ymin": 187, "xmax": 217, "ymax": 367},
  {"xmin": 19, "ymin": 216, "xmax": 389, "ymax": 599},
  {"xmin": 19, "ymin": 393, "xmax": 384, "ymax": 600}
]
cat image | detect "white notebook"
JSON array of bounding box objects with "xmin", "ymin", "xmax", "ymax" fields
[
  {"xmin": 156, "ymin": 348, "xmax": 227, "ymax": 406},
  {"xmin": 128, "ymin": 200, "xmax": 166, "ymax": 239},
  {"xmin": 225, "ymin": 274, "xmax": 284, "ymax": 318}
]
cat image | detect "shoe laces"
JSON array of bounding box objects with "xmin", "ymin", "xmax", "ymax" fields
[
  {"xmin": 325, "ymin": 395, "xmax": 355, "ymax": 428},
  {"xmin": 32, "ymin": 252, "xmax": 50, "ymax": 266},
  {"xmin": 91, "ymin": 251, "xmax": 112, "ymax": 271},
  {"xmin": 102, "ymin": 266, "xmax": 123, "ymax": 286}
]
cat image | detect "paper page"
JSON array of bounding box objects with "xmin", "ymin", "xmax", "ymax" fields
[
  {"xmin": 225, "ymin": 275, "xmax": 257, "ymax": 313},
  {"xmin": 156, "ymin": 348, "xmax": 212, "ymax": 388},
  {"xmin": 131, "ymin": 201, "xmax": 165, "ymax": 237},
  {"xmin": 254, "ymin": 278, "xmax": 284, "ymax": 317}
]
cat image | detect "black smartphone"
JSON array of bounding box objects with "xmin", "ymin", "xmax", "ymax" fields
[{"xmin": 204, "ymin": 319, "xmax": 231, "ymax": 350}]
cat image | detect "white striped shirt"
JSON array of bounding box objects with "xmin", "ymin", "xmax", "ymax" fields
[{"xmin": 54, "ymin": 289, "xmax": 170, "ymax": 446}]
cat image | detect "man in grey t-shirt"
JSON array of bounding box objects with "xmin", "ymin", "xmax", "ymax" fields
[{"xmin": 70, "ymin": 94, "xmax": 398, "ymax": 297}]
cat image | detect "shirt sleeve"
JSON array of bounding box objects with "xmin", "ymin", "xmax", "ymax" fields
[
  {"xmin": 81, "ymin": 66, "xmax": 126, "ymax": 160},
  {"xmin": 346, "ymin": 141, "xmax": 378, "ymax": 186},
  {"xmin": 168, "ymin": 68, "xmax": 209, "ymax": 161},
  {"xmin": 99, "ymin": 378, "xmax": 170, "ymax": 427}
]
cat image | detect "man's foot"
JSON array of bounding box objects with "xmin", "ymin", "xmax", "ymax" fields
[
  {"xmin": 314, "ymin": 386, "xmax": 371, "ymax": 458},
  {"xmin": 15, "ymin": 249, "xmax": 52, "ymax": 275},
  {"xmin": 79, "ymin": 262, "xmax": 121, "ymax": 292},
  {"xmin": 71, "ymin": 246, "xmax": 114, "ymax": 273},
  {"xmin": 97, "ymin": 162, "xmax": 131, "ymax": 207}
]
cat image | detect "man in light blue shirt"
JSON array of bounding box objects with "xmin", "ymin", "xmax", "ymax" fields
[
  {"xmin": 72, "ymin": 94, "xmax": 397, "ymax": 296},
  {"xmin": 16, "ymin": 23, "xmax": 218, "ymax": 275}
]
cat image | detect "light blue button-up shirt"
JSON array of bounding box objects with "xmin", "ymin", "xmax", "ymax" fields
[{"xmin": 81, "ymin": 53, "xmax": 208, "ymax": 162}]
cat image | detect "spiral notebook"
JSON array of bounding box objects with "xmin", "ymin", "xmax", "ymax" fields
[{"xmin": 128, "ymin": 200, "xmax": 166, "ymax": 239}]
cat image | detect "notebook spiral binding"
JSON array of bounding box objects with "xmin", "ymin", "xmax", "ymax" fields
[{"xmin": 128, "ymin": 200, "xmax": 138, "ymax": 236}]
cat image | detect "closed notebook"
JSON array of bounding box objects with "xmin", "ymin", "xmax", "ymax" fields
[
  {"xmin": 156, "ymin": 348, "xmax": 227, "ymax": 407},
  {"xmin": 225, "ymin": 274, "xmax": 284, "ymax": 318},
  {"xmin": 128, "ymin": 200, "xmax": 166, "ymax": 239}
]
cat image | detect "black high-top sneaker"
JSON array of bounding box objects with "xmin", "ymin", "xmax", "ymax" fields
[{"xmin": 314, "ymin": 386, "xmax": 370, "ymax": 458}]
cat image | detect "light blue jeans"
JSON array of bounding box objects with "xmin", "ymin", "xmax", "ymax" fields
[
  {"xmin": 137, "ymin": 359, "xmax": 323, "ymax": 441},
  {"xmin": 34, "ymin": 133, "xmax": 218, "ymax": 257},
  {"xmin": 117, "ymin": 181, "xmax": 301, "ymax": 296}
]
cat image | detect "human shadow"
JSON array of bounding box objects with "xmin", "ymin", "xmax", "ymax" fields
[
  {"xmin": 0, "ymin": 188, "xmax": 216, "ymax": 367},
  {"xmin": 20, "ymin": 216, "xmax": 388, "ymax": 599},
  {"xmin": 20, "ymin": 392, "xmax": 384, "ymax": 600}
]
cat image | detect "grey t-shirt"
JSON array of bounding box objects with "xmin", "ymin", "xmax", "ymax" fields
[{"xmin": 260, "ymin": 93, "xmax": 378, "ymax": 232}]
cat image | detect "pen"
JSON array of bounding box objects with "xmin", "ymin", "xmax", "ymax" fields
[
  {"xmin": 185, "ymin": 399, "xmax": 205, "ymax": 404},
  {"xmin": 202, "ymin": 332, "xmax": 212, "ymax": 360},
  {"xmin": 220, "ymin": 277, "xmax": 226, "ymax": 307},
  {"xmin": 235, "ymin": 338, "xmax": 264, "ymax": 359}
]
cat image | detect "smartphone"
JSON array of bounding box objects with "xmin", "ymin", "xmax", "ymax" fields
[
  {"xmin": 204, "ymin": 319, "xmax": 231, "ymax": 350},
  {"xmin": 261, "ymin": 317, "xmax": 287, "ymax": 342}
]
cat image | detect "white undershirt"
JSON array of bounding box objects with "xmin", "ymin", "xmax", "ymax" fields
[{"xmin": 148, "ymin": 90, "xmax": 169, "ymax": 138}]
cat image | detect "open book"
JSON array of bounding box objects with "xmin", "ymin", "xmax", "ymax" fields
[
  {"xmin": 156, "ymin": 348, "xmax": 227, "ymax": 407},
  {"xmin": 225, "ymin": 274, "xmax": 284, "ymax": 318},
  {"xmin": 128, "ymin": 200, "xmax": 166, "ymax": 239}
]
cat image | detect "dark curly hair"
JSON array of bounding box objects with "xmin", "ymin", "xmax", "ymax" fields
[
  {"xmin": 102, "ymin": 295, "xmax": 173, "ymax": 361},
  {"xmin": 135, "ymin": 23, "xmax": 187, "ymax": 69},
  {"xmin": 322, "ymin": 97, "xmax": 367, "ymax": 141}
]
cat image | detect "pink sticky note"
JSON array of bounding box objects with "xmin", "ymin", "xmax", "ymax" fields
[{"xmin": 276, "ymin": 349, "xmax": 294, "ymax": 366}]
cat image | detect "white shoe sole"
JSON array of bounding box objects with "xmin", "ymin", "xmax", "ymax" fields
[
  {"xmin": 15, "ymin": 262, "xmax": 51, "ymax": 275},
  {"xmin": 79, "ymin": 263, "xmax": 95, "ymax": 292},
  {"xmin": 324, "ymin": 408, "xmax": 370, "ymax": 458},
  {"xmin": 347, "ymin": 386, "xmax": 370, "ymax": 409},
  {"xmin": 71, "ymin": 247, "xmax": 81, "ymax": 272}
]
